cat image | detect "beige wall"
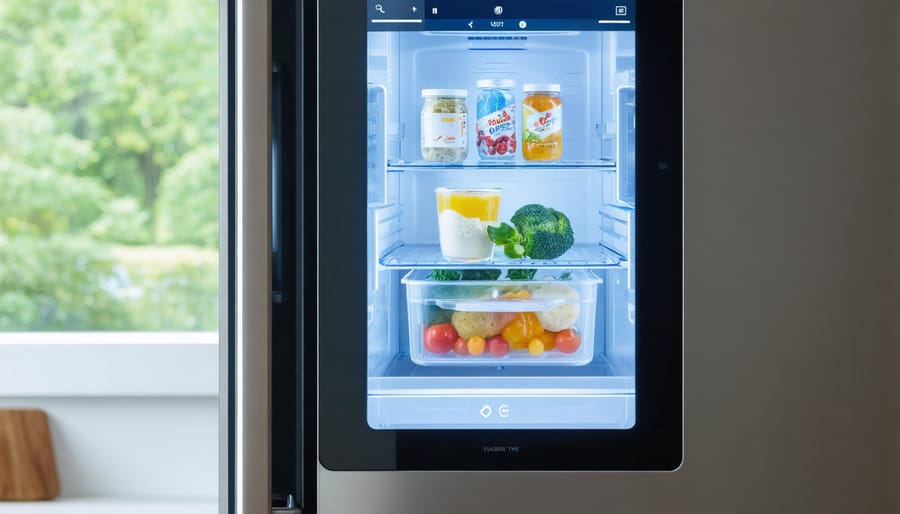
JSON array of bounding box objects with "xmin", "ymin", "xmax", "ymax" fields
[{"xmin": 319, "ymin": 0, "xmax": 900, "ymax": 513}]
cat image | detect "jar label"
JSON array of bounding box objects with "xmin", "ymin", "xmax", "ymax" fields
[
  {"xmin": 476, "ymin": 106, "xmax": 517, "ymax": 157},
  {"xmin": 421, "ymin": 113, "xmax": 467, "ymax": 149},
  {"xmin": 523, "ymin": 104, "xmax": 562, "ymax": 142}
]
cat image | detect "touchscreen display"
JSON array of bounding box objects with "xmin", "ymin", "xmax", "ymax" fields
[{"xmin": 365, "ymin": 0, "xmax": 636, "ymax": 430}]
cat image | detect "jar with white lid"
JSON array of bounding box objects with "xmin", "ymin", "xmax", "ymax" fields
[
  {"xmin": 420, "ymin": 89, "xmax": 468, "ymax": 163},
  {"xmin": 522, "ymin": 83, "xmax": 562, "ymax": 161}
]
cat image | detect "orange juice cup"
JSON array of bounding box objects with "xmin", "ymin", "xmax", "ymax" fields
[{"xmin": 435, "ymin": 188, "xmax": 501, "ymax": 262}]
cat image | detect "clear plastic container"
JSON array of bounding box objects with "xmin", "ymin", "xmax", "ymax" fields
[
  {"xmin": 435, "ymin": 187, "xmax": 501, "ymax": 263},
  {"xmin": 403, "ymin": 269, "xmax": 599, "ymax": 366}
]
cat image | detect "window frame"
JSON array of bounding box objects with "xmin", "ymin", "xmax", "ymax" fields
[{"xmin": 0, "ymin": 333, "xmax": 218, "ymax": 397}]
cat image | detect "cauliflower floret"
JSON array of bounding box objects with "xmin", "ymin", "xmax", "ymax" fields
[{"xmin": 530, "ymin": 284, "xmax": 580, "ymax": 331}]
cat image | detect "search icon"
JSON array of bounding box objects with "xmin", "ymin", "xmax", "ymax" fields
[{"xmin": 375, "ymin": 3, "xmax": 385, "ymax": 13}]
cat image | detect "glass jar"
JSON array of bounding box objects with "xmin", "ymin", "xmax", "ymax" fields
[
  {"xmin": 522, "ymin": 84, "xmax": 562, "ymax": 161},
  {"xmin": 475, "ymin": 79, "xmax": 516, "ymax": 159},
  {"xmin": 420, "ymin": 89, "xmax": 468, "ymax": 163}
]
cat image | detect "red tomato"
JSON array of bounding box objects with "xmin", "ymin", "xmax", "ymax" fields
[
  {"xmin": 555, "ymin": 329, "xmax": 582, "ymax": 354},
  {"xmin": 453, "ymin": 337, "xmax": 468, "ymax": 355},
  {"xmin": 496, "ymin": 143, "xmax": 508, "ymax": 155},
  {"xmin": 487, "ymin": 335, "xmax": 510, "ymax": 357},
  {"xmin": 424, "ymin": 323, "xmax": 457, "ymax": 354}
]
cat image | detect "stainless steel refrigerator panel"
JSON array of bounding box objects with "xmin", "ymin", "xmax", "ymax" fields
[{"xmin": 317, "ymin": 0, "xmax": 900, "ymax": 512}]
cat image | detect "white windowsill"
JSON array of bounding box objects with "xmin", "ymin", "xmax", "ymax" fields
[
  {"xmin": 0, "ymin": 497, "xmax": 217, "ymax": 514},
  {"xmin": 0, "ymin": 332, "xmax": 219, "ymax": 397}
]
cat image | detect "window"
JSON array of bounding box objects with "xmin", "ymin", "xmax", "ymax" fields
[{"xmin": 0, "ymin": 0, "xmax": 219, "ymax": 333}]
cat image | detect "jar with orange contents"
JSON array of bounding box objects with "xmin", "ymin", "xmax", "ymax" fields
[{"xmin": 521, "ymin": 84, "xmax": 562, "ymax": 161}]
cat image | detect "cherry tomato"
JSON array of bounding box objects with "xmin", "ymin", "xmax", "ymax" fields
[
  {"xmin": 424, "ymin": 323, "xmax": 457, "ymax": 354},
  {"xmin": 453, "ymin": 337, "xmax": 469, "ymax": 355},
  {"xmin": 527, "ymin": 338, "xmax": 545, "ymax": 355},
  {"xmin": 487, "ymin": 335, "xmax": 510, "ymax": 357},
  {"xmin": 555, "ymin": 329, "xmax": 581, "ymax": 354},
  {"xmin": 466, "ymin": 336, "xmax": 486, "ymax": 356},
  {"xmin": 537, "ymin": 330, "xmax": 556, "ymax": 351},
  {"xmin": 496, "ymin": 143, "xmax": 508, "ymax": 155}
]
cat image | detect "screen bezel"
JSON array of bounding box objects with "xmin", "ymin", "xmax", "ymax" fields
[{"xmin": 317, "ymin": 0, "xmax": 683, "ymax": 471}]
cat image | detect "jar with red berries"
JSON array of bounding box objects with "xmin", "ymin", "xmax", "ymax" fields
[{"xmin": 475, "ymin": 79, "xmax": 516, "ymax": 159}]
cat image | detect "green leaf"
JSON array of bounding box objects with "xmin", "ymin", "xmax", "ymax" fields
[
  {"xmin": 487, "ymin": 222, "xmax": 521, "ymax": 245},
  {"xmin": 503, "ymin": 242, "xmax": 525, "ymax": 259},
  {"xmin": 506, "ymin": 269, "xmax": 537, "ymax": 281},
  {"xmin": 429, "ymin": 269, "xmax": 462, "ymax": 281}
]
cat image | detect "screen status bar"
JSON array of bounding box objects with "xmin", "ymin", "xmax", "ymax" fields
[{"xmin": 368, "ymin": 0, "xmax": 635, "ymax": 31}]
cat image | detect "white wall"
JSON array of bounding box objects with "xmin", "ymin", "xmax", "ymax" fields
[
  {"xmin": 0, "ymin": 397, "xmax": 217, "ymax": 499},
  {"xmin": 0, "ymin": 339, "xmax": 218, "ymax": 499}
]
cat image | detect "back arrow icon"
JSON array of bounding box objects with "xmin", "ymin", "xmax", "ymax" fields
[{"xmin": 468, "ymin": 20, "xmax": 474, "ymax": 29}]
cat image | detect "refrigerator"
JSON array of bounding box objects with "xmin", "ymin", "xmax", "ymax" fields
[{"xmin": 222, "ymin": 0, "xmax": 900, "ymax": 513}]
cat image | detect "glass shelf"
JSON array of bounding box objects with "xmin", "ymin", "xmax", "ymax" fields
[
  {"xmin": 379, "ymin": 243, "xmax": 624, "ymax": 269},
  {"xmin": 387, "ymin": 159, "xmax": 616, "ymax": 172}
]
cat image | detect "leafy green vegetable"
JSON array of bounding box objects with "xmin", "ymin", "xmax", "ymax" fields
[
  {"xmin": 461, "ymin": 269, "xmax": 502, "ymax": 281},
  {"xmin": 486, "ymin": 204, "xmax": 574, "ymax": 260},
  {"xmin": 426, "ymin": 305, "xmax": 454, "ymax": 325},
  {"xmin": 429, "ymin": 269, "xmax": 501, "ymax": 281},
  {"xmin": 506, "ymin": 269, "xmax": 537, "ymax": 281},
  {"xmin": 429, "ymin": 269, "xmax": 462, "ymax": 281}
]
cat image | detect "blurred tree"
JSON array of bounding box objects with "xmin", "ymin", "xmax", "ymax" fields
[
  {"xmin": 0, "ymin": 0, "xmax": 219, "ymax": 331},
  {"xmin": 0, "ymin": 0, "xmax": 218, "ymax": 224},
  {"xmin": 155, "ymin": 146, "xmax": 219, "ymax": 248}
]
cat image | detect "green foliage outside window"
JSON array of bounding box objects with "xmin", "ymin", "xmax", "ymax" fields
[{"xmin": 0, "ymin": 0, "xmax": 219, "ymax": 331}]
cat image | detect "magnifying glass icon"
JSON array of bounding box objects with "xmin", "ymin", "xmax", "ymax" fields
[{"xmin": 375, "ymin": 3, "xmax": 385, "ymax": 13}]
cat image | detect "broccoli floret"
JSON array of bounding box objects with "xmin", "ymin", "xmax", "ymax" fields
[
  {"xmin": 487, "ymin": 204, "xmax": 575, "ymax": 260},
  {"xmin": 509, "ymin": 204, "xmax": 574, "ymax": 260}
]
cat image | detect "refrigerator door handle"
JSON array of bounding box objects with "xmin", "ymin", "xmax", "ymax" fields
[
  {"xmin": 221, "ymin": 0, "xmax": 272, "ymax": 513},
  {"xmin": 272, "ymin": 61, "xmax": 285, "ymax": 304}
]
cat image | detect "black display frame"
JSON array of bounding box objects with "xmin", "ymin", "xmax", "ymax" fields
[{"xmin": 317, "ymin": 0, "xmax": 682, "ymax": 471}]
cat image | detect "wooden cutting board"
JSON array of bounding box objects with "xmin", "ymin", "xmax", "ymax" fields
[{"xmin": 0, "ymin": 409, "xmax": 60, "ymax": 500}]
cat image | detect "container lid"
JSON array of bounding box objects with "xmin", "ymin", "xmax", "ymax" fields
[
  {"xmin": 476, "ymin": 79, "xmax": 516, "ymax": 89},
  {"xmin": 434, "ymin": 187, "xmax": 502, "ymax": 195},
  {"xmin": 523, "ymin": 83, "xmax": 561, "ymax": 93},
  {"xmin": 421, "ymin": 88, "xmax": 468, "ymax": 98}
]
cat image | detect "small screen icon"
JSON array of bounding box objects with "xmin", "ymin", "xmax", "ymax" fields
[{"xmin": 615, "ymin": 5, "xmax": 627, "ymax": 16}]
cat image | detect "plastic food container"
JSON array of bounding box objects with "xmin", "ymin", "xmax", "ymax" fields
[
  {"xmin": 420, "ymin": 89, "xmax": 468, "ymax": 162},
  {"xmin": 403, "ymin": 269, "xmax": 599, "ymax": 365},
  {"xmin": 475, "ymin": 79, "xmax": 516, "ymax": 159},
  {"xmin": 522, "ymin": 83, "xmax": 562, "ymax": 161},
  {"xmin": 435, "ymin": 188, "xmax": 501, "ymax": 263}
]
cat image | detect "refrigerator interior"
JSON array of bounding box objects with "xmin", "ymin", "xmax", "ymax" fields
[{"xmin": 366, "ymin": 30, "xmax": 637, "ymax": 430}]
